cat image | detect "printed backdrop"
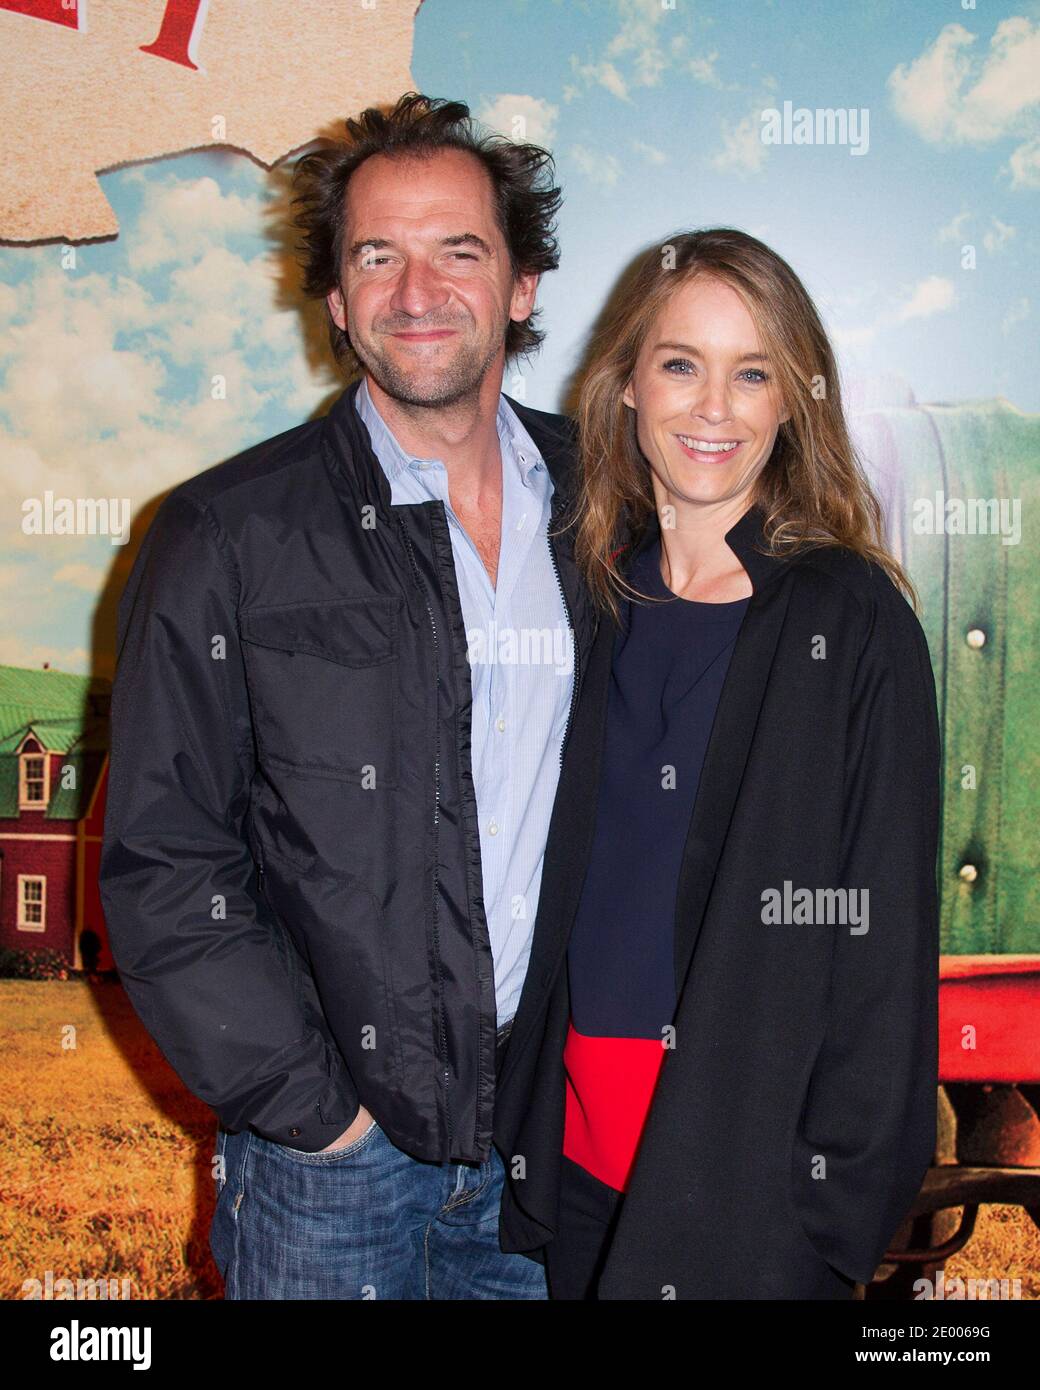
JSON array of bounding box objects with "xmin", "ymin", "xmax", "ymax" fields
[{"xmin": 1, "ymin": 0, "xmax": 1038, "ymax": 1304}]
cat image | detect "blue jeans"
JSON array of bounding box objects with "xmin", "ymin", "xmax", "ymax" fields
[{"xmin": 209, "ymin": 1117, "xmax": 548, "ymax": 1300}]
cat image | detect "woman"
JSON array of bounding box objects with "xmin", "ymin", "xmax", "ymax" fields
[{"xmin": 496, "ymin": 228, "xmax": 942, "ymax": 1300}]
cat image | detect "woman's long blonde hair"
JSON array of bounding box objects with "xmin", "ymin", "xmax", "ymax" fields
[{"xmin": 567, "ymin": 228, "xmax": 918, "ymax": 622}]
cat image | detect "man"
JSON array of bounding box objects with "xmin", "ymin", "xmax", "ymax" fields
[{"xmin": 98, "ymin": 92, "xmax": 598, "ymax": 1300}]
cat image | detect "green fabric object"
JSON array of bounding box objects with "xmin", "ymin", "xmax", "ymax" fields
[{"xmin": 853, "ymin": 395, "xmax": 1039, "ymax": 954}]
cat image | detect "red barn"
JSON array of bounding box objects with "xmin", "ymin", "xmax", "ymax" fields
[{"xmin": 0, "ymin": 664, "xmax": 111, "ymax": 971}]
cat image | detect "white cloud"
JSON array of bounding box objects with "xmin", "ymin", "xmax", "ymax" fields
[
  {"xmin": 827, "ymin": 282, "xmax": 882, "ymax": 312},
  {"xmin": 568, "ymin": 0, "xmax": 711, "ymax": 101},
  {"xmin": 688, "ymin": 52, "xmax": 724, "ymax": 88},
  {"xmin": 833, "ymin": 276, "xmax": 956, "ymax": 345},
  {"xmin": 888, "ymin": 24, "xmax": 978, "ymax": 143},
  {"xmin": 831, "ymin": 323, "xmax": 879, "ymax": 350},
  {"xmin": 162, "ymin": 247, "xmax": 291, "ymax": 364},
  {"xmin": 0, "ymin": 176, "xmax": 328, "ymax": 545},
  {"xmin": 126, "ymin": 174, "xmax": 264, "ymax": 273},
  {"xmin": 630, "ymin": 138, "xmax": 667, "ymax": 165},
  {"xmin": 954, "ymin": 17, "xmax": 1040, "ymax": 140},
  {"xmin": 568, "ymin": 145, "xmax": 622, "ymax": 188},
  {"xmin": 888, "ymin": 19, "xmax": 1040, "ymax": 179},
  {"xmin": 605, "ymin": 0, "xmax": 670, "ymax": 87},
  {"xmin": 52, "ymin": 563, "xmax": 108, "ymax": 592},
  {"xmin": 570, "ymin": 57, "xmax": 630, "ymax": 102},
  {"xmin": 0, "ymin": 272, "xmax": 167, "ymax": 462},
  {"xmin": 936, "ymin": 211, "xmax": 1017, "ymax": 253},
  {"xmin": 711, "ymin": 113, "xmax": 768, "ymax": 175},
  {"xmin": 1006, "ymin": 135, "xmax": 1040, "ymax": 189},
  {"xmin": 1001, "ymin": 297, "xmax": 1030, "ymax": 334},
  {"xmin": 937, "ymin": 210, "xmax": 972, "ymax": 243},
  {"xmin": 476, "ymin": 94, "xmax": 560, "ymax": 148},
  {"xmin": 982, "ymin": 217, "xmax": 1016, "ymax": 253},
  {"xmin": 0, "ymin": 635, "xmax": 92, "ymax": 676},
  {"xmin": 0, "ymin": 558, "xmax": 96, "ymax": 674},
  {"xmin": 893, "ymin": 276, "xmax": 957, "ymax": 322}
]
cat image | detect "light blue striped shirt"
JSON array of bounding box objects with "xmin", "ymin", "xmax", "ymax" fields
[{"xmin": 354, "ymin": 376, "xmax": 574, "ymax": 1025}]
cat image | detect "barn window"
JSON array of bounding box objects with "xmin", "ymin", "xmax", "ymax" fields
[
  {"xmin": 17, "ymin": 875, "xmax": 47, "ymax": 931},
  {"xmin": 19, "ymin": 751, "xmax": 49, "ymax": 808}
]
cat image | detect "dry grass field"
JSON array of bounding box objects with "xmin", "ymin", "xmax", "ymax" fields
[
  {"xmin": 2, "ymin": 979, "xmax": 221, "ymax": 1301},
  {"xmin": 3, "ymin": 978, "xmax": 1038, "ymax": 1301}
]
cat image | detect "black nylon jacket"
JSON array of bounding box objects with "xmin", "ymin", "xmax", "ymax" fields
[{"xmin": 98, "ymin": 377, "xmax": 598, "ymax": 1162}]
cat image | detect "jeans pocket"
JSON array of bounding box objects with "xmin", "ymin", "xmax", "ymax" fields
[
  {"xmin": 209, "ymin": 1127, "xmax": 245, "ymax": 1289},
  {"xmin": 271, "ymin": 1117, "xmax": 380, "ymax": 1164}
]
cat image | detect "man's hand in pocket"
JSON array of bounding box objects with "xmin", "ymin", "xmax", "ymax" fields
[{"xmin": 319, "ymin": 1104, "xmax": 375, "ymax": 1153}]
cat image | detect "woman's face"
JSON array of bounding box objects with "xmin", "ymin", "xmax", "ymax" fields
[{"xmin": 622, "ymin": 276, "xmax": 790, "ymax": 513}]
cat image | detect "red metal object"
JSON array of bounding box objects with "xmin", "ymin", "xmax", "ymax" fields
[{"xmin": 939, "ymin": 955, "xmax": 1040, "ymax": 1084}]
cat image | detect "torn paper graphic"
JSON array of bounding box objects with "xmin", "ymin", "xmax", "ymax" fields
[{"xmin": 0, "ymin": 0, "xmax": 422, "ymax": 242}]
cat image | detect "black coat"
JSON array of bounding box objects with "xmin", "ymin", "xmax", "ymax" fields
[
  {"xmin": 493, "ymin": 501, "xmax": 942, "ymax": 1298},
  {"xmin": 98, "ymin": 380, "xmax": 598, "ymax": 1163}
]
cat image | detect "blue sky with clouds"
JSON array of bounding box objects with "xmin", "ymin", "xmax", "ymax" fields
[
  {"xmin": 1, "ymin": 0, "xmax": 1036, "ymax": 674},
  {"xmin": 413, "ymin": 0, "xmax": 1038, "ymax": 411}
]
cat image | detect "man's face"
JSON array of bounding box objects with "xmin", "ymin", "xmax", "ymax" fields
[{"xmin": 327, "ymin": 148, "xmax": 538, "ymax": 408}]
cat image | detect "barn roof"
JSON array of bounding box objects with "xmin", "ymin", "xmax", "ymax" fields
[
  {"xmin": 0, "ymin": 664, "xmax": 109, "ymax": 729},
  {"xmin": 0, "ymin": 665, "xmax": 109, "ymax": 820}
]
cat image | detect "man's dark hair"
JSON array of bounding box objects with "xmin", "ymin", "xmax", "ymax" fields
[{"xmin": 292, "ymin": 92, "xmax": 562, "ymax": 372}]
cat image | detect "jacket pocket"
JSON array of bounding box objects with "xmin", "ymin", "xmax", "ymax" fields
[{"xmin": 240, "ymin": 596, "xmax": 401, "ymax": 786}]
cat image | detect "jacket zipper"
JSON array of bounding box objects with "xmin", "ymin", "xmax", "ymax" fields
[
  {"xmin": 398, "ymin": 519, "xmax": 453, "ymax": 1156},
  {"xmin": 547, "ymin": 503, "xmax": 580, "ymax": 768}
]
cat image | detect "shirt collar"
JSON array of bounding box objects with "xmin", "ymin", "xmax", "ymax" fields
[{"xmin": 354, "ymin": 374, "xmax": 546, "ymax": 490}]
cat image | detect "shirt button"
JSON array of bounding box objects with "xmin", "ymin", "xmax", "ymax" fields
[
  {"xmin": 965, "ymin": 628, "xmax": 986, "ymax": 649},
  {"xmin": 496, "ymin": 717, "xmax": 506, "ymax": 732},
  {"xmin": 488, "ymin": 819, "xmax": 499, "ymax": 836}
]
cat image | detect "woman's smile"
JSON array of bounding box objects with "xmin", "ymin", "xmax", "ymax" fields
[{"xmin": 674, "ymin": 434, "xmax": 744, "ymax": 464}]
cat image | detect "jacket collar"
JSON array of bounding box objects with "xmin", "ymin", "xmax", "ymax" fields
[
  {"xmin": 621, "ymin": 496, "xmax": 796, "ymax": 598},
  {"xmin": 322, "ymin": 376, "xmax": 577, "ymax": 520}
]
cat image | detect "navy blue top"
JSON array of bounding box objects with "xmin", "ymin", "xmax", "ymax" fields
[{"xmin": 567, "ymin": 537, "xmax": 750, "ymax": 1038}]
